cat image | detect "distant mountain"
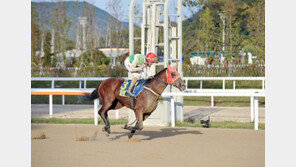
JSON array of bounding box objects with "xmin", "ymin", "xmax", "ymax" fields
[{"xmin": 32, "ymin": 1, "xmax": 129, "ymax": 40}]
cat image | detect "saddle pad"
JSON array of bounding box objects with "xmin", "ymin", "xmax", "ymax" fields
[{"xmin": 119, "ymin": 79, "xmax": 147, "ymax": 97}]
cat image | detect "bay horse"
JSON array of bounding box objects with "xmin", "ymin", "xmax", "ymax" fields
[{"xmin": 84, "ymin": 63, "xmax": 186, "ymax": 138}]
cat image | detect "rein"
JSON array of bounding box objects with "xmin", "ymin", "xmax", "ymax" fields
[
  {"xmin": 154, "ymin": 78, "xmax": 172, "ymax": 86},
  {"xmin": 143, "ymin": 86, "xmax": 160, "ymax": 96},
  {"xmin": 147, "ymin": 69, "xmax": 173, "ymax": 86}
]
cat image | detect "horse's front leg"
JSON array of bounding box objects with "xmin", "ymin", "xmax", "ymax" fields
[
  {"xmin": 128, "ymin": 121, "xmax": 144, "ymax": 138},
  {"xmin": 127, "ymin": 110, "xmax": 143, "ymax": 138},
  {"xmin": 128, "ymin": 130, "xmax": 136, "ymax": 139}
]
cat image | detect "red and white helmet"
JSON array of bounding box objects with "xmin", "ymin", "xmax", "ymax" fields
[{"xmin": 146, "ymin": 52, "xmax": 158, "ymax": 63}]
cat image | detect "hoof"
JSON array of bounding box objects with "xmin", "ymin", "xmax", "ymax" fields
[
  {"xmin": 102, "ymin": 126, "xmax": 110, "ymax": 134},
  {"xmin": 123, "ymin": 124, "xmax": 128, "ymax": 129},
  {"xmin": 128, "ymin": 133, "xmax": 134, "ymax": 139},
  {"xmin": 128, "ymin": 130, "xmax": 136, "ymax": 139},
  {"xmin": 123, "ymin": 124, "xmax": 132, "ymax": 130},
  {"xmin": 105, "ymin": 133, "xmax": 110, "ymax": 137}
]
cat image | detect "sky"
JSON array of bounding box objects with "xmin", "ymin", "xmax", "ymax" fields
[{"xmin": 32, "ymin": 0, "xmax": 196, "ymax": 22}]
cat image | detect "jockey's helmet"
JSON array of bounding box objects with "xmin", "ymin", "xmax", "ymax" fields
[{"xmin": 146, "ymin": 52, "xmax": 158, "ymax": 63}]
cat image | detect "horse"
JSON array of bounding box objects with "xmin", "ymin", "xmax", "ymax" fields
[{"xmin": 84, "ymin": 63, "xmax": 186, "ymax": 138}]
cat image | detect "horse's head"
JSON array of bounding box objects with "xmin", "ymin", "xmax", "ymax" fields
[{"xmin": 166, "ymin": 63, "xmax": 186, "ymax": 91}]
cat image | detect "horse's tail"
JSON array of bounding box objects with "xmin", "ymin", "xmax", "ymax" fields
[{"xmin": 83, "ymin": 83, "xmax": 100, "ymax": 101}]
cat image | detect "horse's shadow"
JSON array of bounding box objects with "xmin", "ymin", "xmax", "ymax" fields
[{"xmin": 112, "ymin": 127, "xmax": 203, "ymax": 141}]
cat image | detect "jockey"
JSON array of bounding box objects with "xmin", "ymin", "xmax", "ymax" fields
[{"xmin": 124, "ymin": 52, "xmax": 158, "ymax": 97}]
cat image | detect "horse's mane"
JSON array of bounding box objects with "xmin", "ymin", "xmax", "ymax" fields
[{"xmin": 146, "ymin": 68, "xmax": 167, "ymax": 83}]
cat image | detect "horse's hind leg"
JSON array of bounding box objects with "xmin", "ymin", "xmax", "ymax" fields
[
  {"xmin": 100, "ymin": 99, "xmax": 122, "ymax": 136},
  {"xmin": 98, "ymin": 105, "xmax": 111, "ymax": 135}
]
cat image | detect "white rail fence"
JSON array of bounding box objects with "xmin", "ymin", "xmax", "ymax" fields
[
  {"xmin": 32, "ymin": 77, "xmax": 109, "ymax": 105},
  {"xmin": 162, "ymin": 90, "xmax": 265, "ymax": 130},
  {"xmin": 31, "ymin": 77, "xmax": 265, "ymax": 130},
  {"xmin": 32, "ymin": 77, "xmax": 265, "ymax": 106},
  {"xmin": 184, "ymin": 77, "xmax": 265, "ymax": 90},
  {"xmin": 32, "ymin": 77, "xmax": 265, "ymax": 90}
]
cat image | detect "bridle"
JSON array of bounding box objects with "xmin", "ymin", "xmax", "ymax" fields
[
  {"xmin": 144, "ymin": 68, "xmax": 180, "ymax": 97},
  {"xmin": 150, "ymin": 68, "xmax": 178, "ymax": 86},
  {"xmin": 154, "ymin": 77, "xmax": 172, "ymax": 86}
]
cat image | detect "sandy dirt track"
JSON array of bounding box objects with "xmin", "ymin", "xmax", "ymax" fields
[{"xmin": 32, "ymin": 124, "xmax": 264, "ymax": 167}]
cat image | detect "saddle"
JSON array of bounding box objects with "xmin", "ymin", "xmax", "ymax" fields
[{"xmin": 119, "ymin": 79, "xmax": 147, "ymax": 98}]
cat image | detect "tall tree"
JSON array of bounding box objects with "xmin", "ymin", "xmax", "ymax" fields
[
  {"xmin": 49, "ymin": 0, "xmax": 72, "ymax": 68},
  {"xmin": 200, "ymin": 7, "xmax": 216, "ymax": 51},
  {"xmin": 31, "ymin": 3, "xmax": 40, "ymax": 67},
  {"xmin": 43, "ymin": 31, "xmax": 52, "ymax": 67},
  {"xmin": 106, "ymin": 0, "xmax": 124, "ymax": 66},
  {"xmin": 182, "ymin": 0, "xmax": 265, "ymax": 63}
]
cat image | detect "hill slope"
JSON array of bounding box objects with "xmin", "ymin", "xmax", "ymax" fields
[{"xmin": 32, "ymin": 1, "xmax": 128, "ymax": 39}]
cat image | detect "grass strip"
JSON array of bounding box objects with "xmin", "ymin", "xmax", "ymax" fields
[
  {"xmin": 31, "ymin": 117, "xmax": 128, "ymax": 125},
  {"xmin": 175, "ymin": 121, "xmax": 265, "ymax": 130},
  {"xmin": 32, "ymin": 118, "xmax": 264, "ymax": 130}
]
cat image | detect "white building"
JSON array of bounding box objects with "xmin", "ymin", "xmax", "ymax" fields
[
  {"xmin": 98, "ymin": 48, "xmax": 129, "ymax": 66},
  {"xmin": 190, "ymin": 56, "xmax": 207, "ymax": 65},
  {"xmin": 36, "ymin": 48, "xmax": 129, "ymax": 67},
  {"xmin": 190, "ymin": 51, "xmax": 216, "ymax": 65}
]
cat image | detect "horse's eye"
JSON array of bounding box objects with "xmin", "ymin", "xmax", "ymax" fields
[{"xmin": 171, "ymin": 72, "xmax": 176, "ymax": 78}]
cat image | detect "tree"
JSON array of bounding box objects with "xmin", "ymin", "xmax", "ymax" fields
[
  {"xmin": 182, "ymin": 0, "xmax": 265, "ymax": 64},
  {"xmin": 200, "ymin": 7, "xmax": 216, "ymax": 51},
  {"xmin": 31, "ymin": 2, "xmax": 40, "ymax": 67},
  {"xmin": 222, "ymin": 0, "xmax": 237, "ymax": 52},
  {"xmin": 43, "ymin": 31, "xmax": 52, "ymax": 67},
  {"xmin": 104, "ymin": 0, "xmax": 125, "ymax": 67},
  {"xmin": 78, "ymin": 49, "xmax": 110, "ymax": 67},
  {"xmin": 49, "ymin": 0, "xmax": 72, "ymax": 68}
]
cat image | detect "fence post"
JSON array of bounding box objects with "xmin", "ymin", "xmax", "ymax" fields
[
  {"xmin": 250, "ymin": 96, "xmax": 254, "ymax": 122},
  {"xmin": 262, "ymin": 79, "xmax": 265, "ymax": 90},
  {"xmin": 62, "ymin": 95, "xmax": 65, "ymax": 105},
  {"xmin": 185, "ymin": 79, "xmax": 188, "ymax": 89},
  {"xmin": 51, "ymin": 79, "xmax": 54, "ymax": 110},
  {"xmin": 171, "ymin": 96, "xmax": 175, "ymax": 127},
  {"xmin": 223, "ymin": 79, "xmax": 225, "ymax": 89},
  {"xmin": 200, "ymin": 80, "xmax": 202, "ymax": 89},
  {"xmin": 51, "ymin": 79, "xmax": 54, "ymax": 88},
  {"xmin": 254, "ymin": 96, "xmax": 259, "ymax": 130},
  {"xmin": 84, "ymin": 79, "xmax": 86, "ymax": 89},
  {"xmin": 49, "ymin": 95, "xmax": 53, "ymax": 117},
  {"xmin": 115, "ymin": 110, "xmax": 119, "ymax": 119},
  {"xmin": 79, "ymin": 80, "xmax": 82, "ymax": 89},
  {"xmin": 211, "ymin": 96, "xmax": 214, "ymax": 107},
  {"xmin": 233, "ymin": 80, "xmax": 236, "ymax": 89},
  {"xmin": 94, "ymin": 99, "xmax": 98, "ymax": 125}
]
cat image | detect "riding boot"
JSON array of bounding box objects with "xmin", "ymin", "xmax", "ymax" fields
[{"xmin": 126, "ymin": 77, "xmax": 138, "ymax": 97}]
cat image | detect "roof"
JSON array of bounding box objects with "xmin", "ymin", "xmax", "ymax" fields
[
  {"xmin": 190, "ymin": 51, "xmax": 216, "ymax": 58},
  {"xmin": 98, "ymin": 48, "xmax": 129, "ymax": 58},
  {"xmin": 190, "ymin": 51, "xmax": 234, "ymax": 58}
]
